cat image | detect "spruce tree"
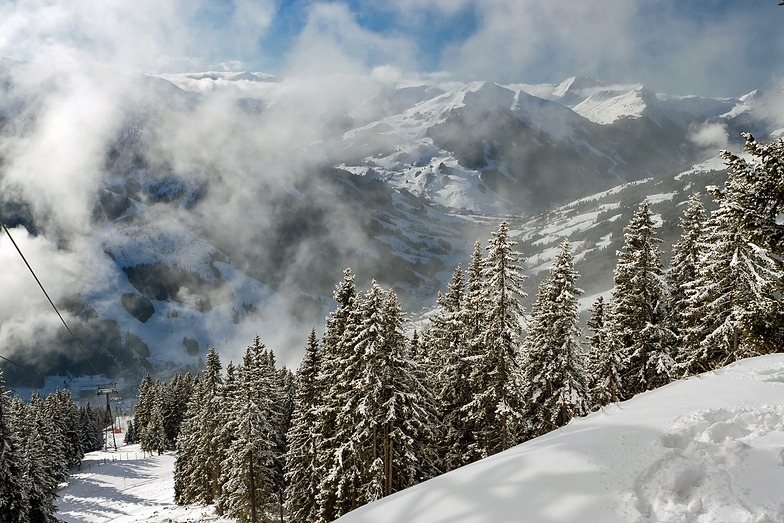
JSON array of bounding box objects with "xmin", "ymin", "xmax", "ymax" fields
[
  {"xmin": 315, "ymin": 269, "xmax": 360, "ymax": 522},
  {"xmin": 80, "ymin": 403, "xmax": 105, "ymax": 452},
  {"xmin": 174, "ymin": 347, "xmax": 223, "ymax": 505},
  {"xmin": 0, "ymin": 370, "xmax": 27, "ymax": 521},
  {"xmin": 220, "ymin": 338, "xmax": 281, "ymax": 523},
  {"xmin": 163, "ymin": 372, "xmax": 194, "ymax": 448},
  {"xmin": 215, "ymin": 361, "xmax": 239, "ymax": 516},
  {"xmin": 31, "ymin": 391, "xmax": 69, "ymax": 485},
  {"xmin": 174, "ymin": 376, "xmax": 206, "ymax": 505},
  {"xmin": 377, "ymin": 289, "xmax": 440, "ymax": 491},
  {"xmin": 427, "ymin": 265, "xmax": 475, "ymax": 471},
  {"xmin": 284, "ymin": 328, "xmax": 322, "ymax": 522},
  {"xmin": 318, "ymin": 283, "xmax": 379, "ymax": 517},
  {"xmin": 683, "ymin": 168, "xmax": 782, "ymax": 371},
  {"xmin": 606, "ymin": 200, "xmax": 675, "ymax": 397},
  {"xmin": 146, "ymin": 401, "xmax": 168, "ymax": 455},
  {"xmin": 584, "ymin": 297, "xmax": 622, "ymax": 407},
  {"xmin": 667, "ymin": 193, "xmax": 707, "ymax": 338},
  {"xmin": 466, "ymin": 221, "xmax": 527, "ymax": 455},
  {"xmin": 521, "ymin": 239, "xmax": 588, "ymax": 437},
  {"xmin": 134, "ymin": 373, "xmax": 155, "ymax": 449},
  {"xmin": 318, "ymin": 280, "xmax": 438, "ymax": 518}
]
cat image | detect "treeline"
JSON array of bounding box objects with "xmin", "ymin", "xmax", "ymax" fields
[
  {"xmin": 125, "ymin": 371, "xmax": 197, "ymax": 454},
  {"xmin": 0, "ymin": 381, "xmax": 106, "ymax": 522},
  {"xmin": 143, "ymin": 133, "xmax": 784, "ymax": 522}
]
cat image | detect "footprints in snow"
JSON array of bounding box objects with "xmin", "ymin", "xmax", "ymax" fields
[{"xmin": 633, "ymin": 406, "xmax": 784, "ymax": 522}]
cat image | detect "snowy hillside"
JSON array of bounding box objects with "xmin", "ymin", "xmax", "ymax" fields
[
  {"xmin": 336, "ymin": 354, "xmax": 784, "ymax": 523},
  {"xmin": 53, "ymin": 354, "xmax": 784, "ymax": 522},
  {"xmin": 509, "ymin": 155, "xmax": 731, "ymax": 311}
]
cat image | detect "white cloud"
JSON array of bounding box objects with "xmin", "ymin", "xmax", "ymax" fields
[
  {"xmin": 689, "ymin": 121, "xmax": 729, "ymax": 150},
  {"xmin": 0, "ymin": 0, "xmax": 279, "ymax": 73},
  {"xmin": 432, "ymin": 0, "xmax": 784, "ymax": 97},
  {"xmin": 284, "ymin": 2, "xmax": 418, "ymax": 77},
  {"xmin": 441, "ymin": 1, "xmax": 638, "ymax": 84}
]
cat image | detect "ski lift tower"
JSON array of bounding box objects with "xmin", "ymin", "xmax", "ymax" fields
[{"xmin": 97, "ymin": 383, "xmax": 118, "ymax": 451}]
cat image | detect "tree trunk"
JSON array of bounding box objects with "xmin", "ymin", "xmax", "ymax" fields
[
  {"xmin": 249, "ymin": 451, "xmax": 257, "ymax": 523},
  {"xmin": 384, "ymin": 422, "xmax": 392, "ymax": 496}
]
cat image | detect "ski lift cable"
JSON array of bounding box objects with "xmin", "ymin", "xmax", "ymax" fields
[
  {"xmin": 0, "ymin": 215, "xmax": 103, "ymax": 377},
  {"xmin": 0, "ymin": 352, "xmax": 64, "ymax": 387}
]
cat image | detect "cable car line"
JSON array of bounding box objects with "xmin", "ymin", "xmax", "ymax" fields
[
  {"xmin": 0, "ymin": 352, "xmax": 64, "ymax": 387},
  {"xmin": 0, "ymin": 215, "xmax": 103, "ymax": 378}
]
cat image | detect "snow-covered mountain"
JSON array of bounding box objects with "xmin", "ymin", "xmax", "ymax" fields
[{"xmin": 0, "ymin": 58, "xmax": 781, "ymax": 389}]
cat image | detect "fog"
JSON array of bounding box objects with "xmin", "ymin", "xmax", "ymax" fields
[
  {"xmin": 0, "ymin": 58, "xmax": 459, "ymax": 379},
  {"xmin": 0, "ymin": 1, "xmax": 783, "ymax": 384}
]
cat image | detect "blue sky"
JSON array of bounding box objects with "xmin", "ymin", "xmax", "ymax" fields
[{"xmin": 1, "ymin": 0, "xmax": 783, "ymax": 97}]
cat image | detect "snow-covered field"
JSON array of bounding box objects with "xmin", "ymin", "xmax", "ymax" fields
[
  {"xmin": 56, "ymin": 444, "xmax": 232, "ymax": 522},
  {"xmin": 58, "ymin": 354, "xmax": 784, "ymax": 522}
]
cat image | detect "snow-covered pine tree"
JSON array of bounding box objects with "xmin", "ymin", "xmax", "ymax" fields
[
  {"xmin": 584, "ymin": 297, "xmax": 621, "ymax": 407},
  {"xmin": 139, "ymin": 380, "xmax": 166, "ymax": 454},
  {"xmin": 174, "ymin": 375, "xmax": 207, "ymax": 505},
  {"xmin": 667, "ymin": 193, "xmax": 707, "ymax": 340},
  {"xmin": 724, "ymin": 134, "xmax": 784, "ymax": 257},
  {"xmin": 320, "ymin": 281, "xmax": 439, "ymax": 515},
  {"xmin": 80, "ymin": 403, "xmax": 105, "ymax": 452},
  {"xmin": 174, "ymin": 347, "xmax": 223, "ymax": 505},
  {"xmin": 220, "ymin": 337, "xmax": 281, "ymax": 523},
  {"xmin": 713, "ymin": 134, "xmax": 784, "ymax": 347},
  {"xmin": 682, "ymin": 152, "xmax": 782, "ymax": 372},
  {"xmin": 466, "ymin": 221, "xmax": 527, "ymax": 455},
  {"xmin": 377, "ymin": 289, "xmax": 440, "ymax": 493},
  {"xmin": 318, "ymin": 283, "xmax": 380, "ymax": 518},
  {"xmin": 261, "ymin": 347, "xmax": 288, "ymax": 522},
  {"xmin": 146, "ymin": 401, "xmax": 168, "ymax": 456},
  {"xmin": 464, "ymin": 238, "xmax": 488, "ymax": 352},
  {"xmin": 202, "ymin": 347, "xmax": 226, "ymax": 503},
  {"xmin": 49, "ymin": 388, "xmax": 84, "ymax": 469},
  {"xmin": 284, "ymin": 328, "xmax": 322, "ymax": 523},
  {"xmin": 315, "ymin": 269, "xmax": 361, "ymax": 522},
  {"xmin": 456, "ymin": 238, "xmax": 492, "ymax": 465},
  {"xmin": 215, "ymin": 361, "xmax": 239, "ymax": 516},
  {"xmin": 31, "ymin": 391, "xmax": 69, "ymax": 486},
  {"xmin": 162, "ymin": 371, "xmax": 194, "ymax": 448},
  {"xmin": 426, "ymin": 265, "xmax": 475, "ymax": 471},
  {"xmin": 134, "ymin": 373, "xmax": 155, "ymax": 448},
  {"xmin": 605, "ymin": 200, "xmax": 675, "ymax": 397},
  {"xmin": 0, "ymin": 370, "xmax": 28, "ymax": 521},
  {"xmin": 124, "ymin": 418, "xmax": 137, "ymax": 445},
  {"xmin": 521, "ymin": 239, "xmax": 588, "ymax": 437}
]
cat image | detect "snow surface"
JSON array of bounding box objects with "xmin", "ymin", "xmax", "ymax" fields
[
  {"xmin": 57, "ymin": 443, "xmax": 233, "ymax": 523},
  {"xmin": 337, "ymin": 354, "xmax": 784, "ymax": 523},
  {"xmin": 54, "ymin": 355, "xmax": 784, "ymax": 522}
]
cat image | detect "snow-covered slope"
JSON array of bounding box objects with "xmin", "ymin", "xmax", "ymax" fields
[
  {"xmin": 337, "ymin": 354, "xmax": 784, "ymax": 523},
  {"xmin": 54, "ymin": 355, "xmax": 784, "ymax": 522},
  {"xmin": 56, "ymin": 444, "xmax": 232, "ymax": 523}
]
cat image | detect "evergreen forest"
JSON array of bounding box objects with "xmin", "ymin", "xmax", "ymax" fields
[{"xmin": 2, "ymin": 134, "xmax": 784, "ymax": 522}]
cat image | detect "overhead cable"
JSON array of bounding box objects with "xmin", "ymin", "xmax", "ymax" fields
[{"xmin": 0, "ymin": 216, "xmax": 103, "ymax": 377}]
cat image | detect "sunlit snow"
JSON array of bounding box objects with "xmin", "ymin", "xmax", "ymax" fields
[{"xmin": 55, "ymin": 355, "xmax": 784, "ymax": 523}]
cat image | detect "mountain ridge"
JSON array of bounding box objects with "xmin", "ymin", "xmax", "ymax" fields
[{"xmin": 0, "ymin": 59, "xmax": 780, "ymax": 389}]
